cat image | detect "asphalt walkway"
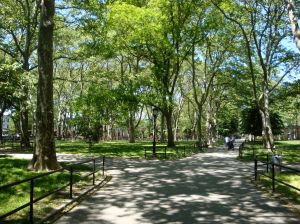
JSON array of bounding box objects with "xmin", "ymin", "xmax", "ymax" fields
[{"xmin": 56, "ymin": 150, "xmax": 300, "ymax": 224}]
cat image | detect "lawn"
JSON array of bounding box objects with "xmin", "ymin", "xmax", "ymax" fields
[
  {"xmin": 239, "ymin": 140, "xmax": 300, "ymax": 163},
  {"xmin": 0, "ymin": 156, "xmax": 100, "ymax": 223},
  {"xmin": 55, "ymin": 140, "xmax": 198, "ymax": 158}
]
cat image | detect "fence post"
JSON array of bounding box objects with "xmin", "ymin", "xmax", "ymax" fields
[
  {"xmin": 69, "ymin": 167, "xmax": 73, "ymax": 199},
  {"xmin": 93, "ymin": 159, "xmax": 95, "ymax": 185},
  {"xmin": 184, "ymin": 146, "xmax": 186, "ymax": 157},
  {"xmin": 144, "ymin": 148, "xmax": 146, "ymax": 159},
  {"xmin": 254, "ymin": 156, "xmax": 257, "ymax": 181},
  {"xmin": 29, "ymin": 179, "xmax": 34, "ymax": 224},
  {"xmin": 102, "ymin": 156, "xmax": 105, "ymax": 176},
  {"xmin": 266, "ymin": 154, "xmax": 269, "ymax": 173},
  {"xmin": 272, "ymin": 162, "xmax": 275, "ymax": 193},
  {"xmin": 164, "ymin": 147, "xmax": 167, "ymax": 159}
]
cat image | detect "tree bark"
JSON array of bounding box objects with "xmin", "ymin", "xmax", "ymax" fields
[
  {"xmin": 20, "ymin": 105, "xmax": 30, "ymax": 148},
  {"xmin": 160, "ymin": 111, "xmax": 165, "ymax": 143},
  {"xmin": 0, "ymin": 111, "xmax": 3, "ymax": 144},
  {"xmin": 260, "ymin": 88, "xmax": 274, "ymax": 150},
  {"xmin": 286, "ymin": 0, "xmax": 300, "ymax": 50},
  {"xmin": 165, "ymin": 109, "xmax": 175, "ymax": 147},
  {"xmin": 128, "ymin": 110, "xmax": 135, "ymax": 143},
  {"xmin": 28, "ymin": 0, "xmax": 60, "ymax": 171},
  {"xmin": 196, "ymin": 107, "xmax": 203, "ymax": 147},
  {"xmin": 206, "ymin": 103, "xmax": 213, "ymax": 147}
]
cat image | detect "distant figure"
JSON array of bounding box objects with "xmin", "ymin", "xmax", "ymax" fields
[
  {"xmin": 225, "ymin": 136, "xmax": 230, "ymax": 149},
  {"xmin": 229, "ymin": 136, "xmax": 235, "ymax": 150}
]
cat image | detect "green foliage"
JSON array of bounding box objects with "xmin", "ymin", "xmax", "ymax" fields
[
  {"xmin": 0, "ymin": 63, "xmax": 22, "ymax": 109},
  {"xmin": 241, "ymin": 107, "xmax": 284, "ymax": 136},
  {"xmin": 241, "ymin": 107, "xmax": 262, "ymax": 136},
  {"xmin": 218, "ymin": 117, "xmax": 239, "ymax": 136}
]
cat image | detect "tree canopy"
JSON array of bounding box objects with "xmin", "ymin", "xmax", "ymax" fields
[{"xmin": 0, "ymin": 0, "xmax": 299, "ymax": 169}]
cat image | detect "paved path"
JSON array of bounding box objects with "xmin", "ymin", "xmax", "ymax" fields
[{"xmin": 56, "ymin": 150, "xmax": 300, "ymax": 224}]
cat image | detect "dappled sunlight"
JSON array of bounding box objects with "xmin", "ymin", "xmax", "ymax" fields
[{"xmin": 57, "ymin": 151, "xmax": 300, "ymax": 224}]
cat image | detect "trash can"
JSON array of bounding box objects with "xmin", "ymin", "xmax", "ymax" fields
[{"xmin": 272, "ymin": 155, "xmax": 282, "ymax": 172}]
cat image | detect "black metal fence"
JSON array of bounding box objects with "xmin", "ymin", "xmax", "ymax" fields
[
  {"xmin": 0, "ymin": 156, "xmax": 105, "ymax": 223},
  {"xmin": 254, "ymin": 155, "xmax": 300, "ymax": 193},
  {"xmin": 144, "ymin": 144, "xmax": 203, "ymax": 159},
  {"xmin": 0, "ymin": 135, "xmax": 35, "ymax": 149}
]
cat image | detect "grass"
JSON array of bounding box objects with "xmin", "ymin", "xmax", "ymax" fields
[
  {"xmin": 0, "ymin": 156, "xmax": 99, "ymax": 223},
  {"xmin": 239, "ymin": 140, "xmax": 300, "ymax": 163},
  {"xmin": 239, "ymin": 140, "xmax": 300, "ymax": 205},
  {"xmin": 258, "ymin": 172, "xmax": 300, "ymax": 204},
  {"xmin": 55, "ymin": 140, "xmax": 199, "ymax": 158}
]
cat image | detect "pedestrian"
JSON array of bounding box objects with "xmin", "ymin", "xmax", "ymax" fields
[
  {"xmin": 229, "ymin": 136, "xmax": 235, "ymax": 150},
  {"xmin": 225, "ymin": 136, "xmax": 230, "ymax": 150}
]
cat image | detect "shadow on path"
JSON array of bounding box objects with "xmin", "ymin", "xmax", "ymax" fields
[{"xmin": 56, "ymin": 151, "xmax": 300, "ymax": 224}]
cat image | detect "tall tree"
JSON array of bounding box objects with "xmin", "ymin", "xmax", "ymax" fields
[
  {"xmin": 29, "ymin": 0, "xmax": 60, "ymax": 170},
  {"xmin": 213, "ymin": 0, "xmax": 298, "ymax": 149},
  {"xmin": 0, "ymin": 0, "xmax": 40, "ymax": 148}
]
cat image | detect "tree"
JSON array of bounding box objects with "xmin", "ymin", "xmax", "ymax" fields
[
  {"xmin": 241, "ymin": 107, "xmax": 284, "ymax": 138},
  {"xmin": 213, "ymin": 0, "xmax": 299, "ymax": 149},
  {"xmin": 0, "ymin": 62, "xmax": 20, "ymax": 142},
  {"xmin": 0, "ymin": 0, "xmax": 40, "ymax": 148},
  {"xmin": 28, "ymin": 0, "xmax": 60, "ymax": 171},
  {"xmin": 107, "ymin": 0, "xmax": 200, "ymax": 147}
]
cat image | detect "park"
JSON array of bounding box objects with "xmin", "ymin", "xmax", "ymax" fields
[{"xmin": 0, "ymin": 0, "xmax": 300, "ymax": 223}]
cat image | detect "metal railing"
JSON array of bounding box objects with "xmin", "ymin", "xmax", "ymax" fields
[
  {"xmin": 144, "ymin": 145, "xmax": 201, "ymax": 159},
  {"xmin": 0, "ymin": 156, "xmax": 105, "ymax": 223},
  {"xmin": 144, "ymin": 146, "xmax": 168, "ymax": 159},
  {"xmin": 254, "ymin": 155, "xmax": 300, "ymax": 193},
  {"xmin": 0, "ymin": 136, "xmax": 35, "ymax": 149}
]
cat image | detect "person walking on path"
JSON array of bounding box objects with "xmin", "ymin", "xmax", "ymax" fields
[
  {"xmin": 57, "ymin": 151, "xmax": 300, "ymax": 224},
  {"xmin": 225, "ymin": 136, "xmax": 231, "ymax": 150}
]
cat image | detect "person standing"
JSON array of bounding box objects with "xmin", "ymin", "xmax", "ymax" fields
[{"xmin": 225, "ymin": 136, "xmax": 230, "ymax": 149}]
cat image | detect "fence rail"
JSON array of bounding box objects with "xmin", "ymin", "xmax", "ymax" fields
[
  {"xmin": 254, "ymin": 155, "xmax": 300, "ymax": 193},
  {"xmin": 144, "ymin": 144, "xmax": 203, "ymax": 159},
  {"xmin": 0, "ymin": 156, "xmax": 105, "ymax": 223}
]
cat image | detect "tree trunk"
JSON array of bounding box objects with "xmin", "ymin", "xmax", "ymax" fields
[
  {"xmin": 0, "ymin": 112, "xmax": 3, "ymax": 144},
  {"xmin": 165, "ymin": 109, "xmax": 175, "ymax": 147},
  {"xmin": 128, "ymin": 110, "xmax": 135, "ymax": 143},
  {"xmin": 108, "ymin": 124, "xmax": 112, "ymax": 140},
  {"xmin": 57, "ymin": 109, "xmax": 63, "ymax": 140},
  {"xmin": 196, "ymin": 108, "xmax": 203, "ymax": 147},
  {"xmin": 62, "ymin": 110, "xmax": 67, "ymax": 139},
  {"xmin": 259, "ymin": 88, "xmax": 274, "ymax": 150},
  {"xmin": 20, "ymin": 58, "xmax": 31, "ymax": 148},
  {"xmin": 286, "ymin": 0, "xmax": 300, "ymax": 50},
  {"xmin": 57, "ymin": 108, "xmax": 65, "ymax": 140},
  {"xmin": 160, "ymin": 113, "xmax": 165, "ymax": 142},
  {"xmin": 28, "ymin": 0, "xmax": 60, "ymax": 171},
  {"xmin": 20, "ymin": 102, "xmax": 30, "ymax": 148},
  {"xmin": 260, "ymin": 110, "xmax": 274, "ymax": 149},
  {"xmin": 206, "ymin": 107, "xmax": 213, "ymax": 147}
]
